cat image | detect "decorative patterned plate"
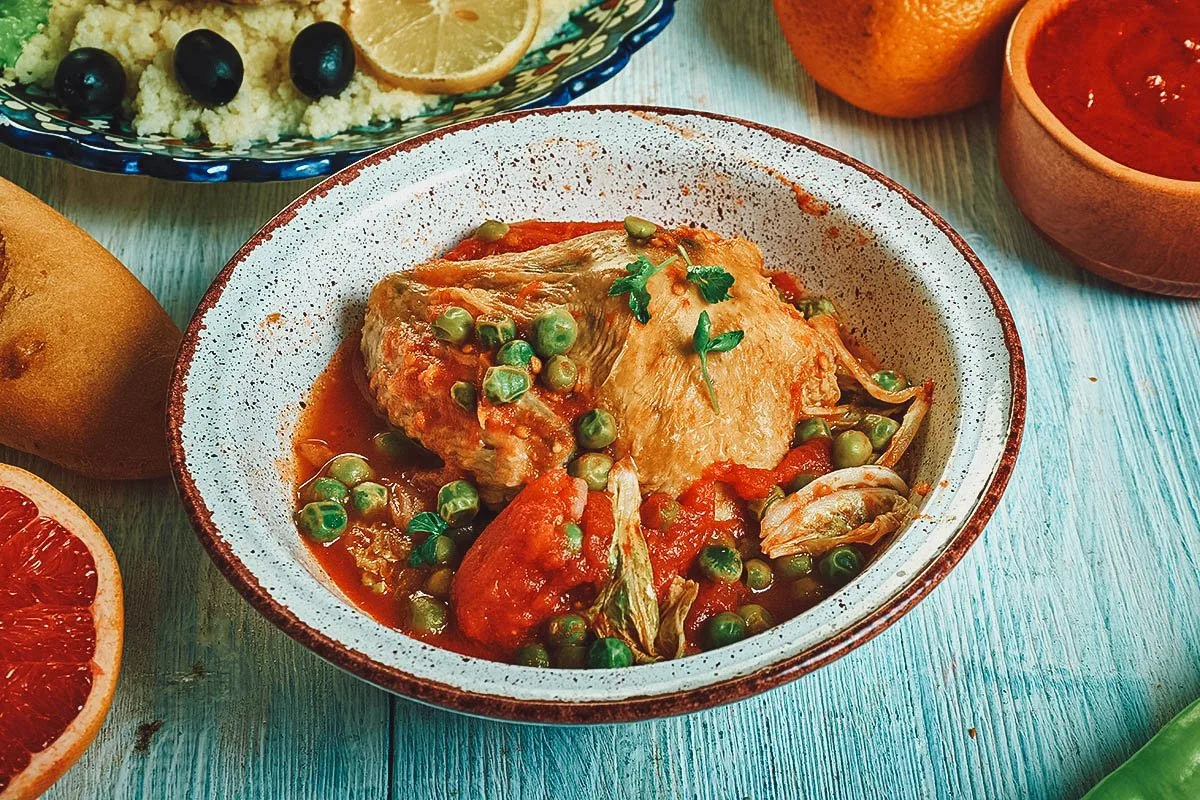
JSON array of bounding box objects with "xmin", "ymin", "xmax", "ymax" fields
[{"xmin": 0, "ymin": 0, "xmax": 673, "ymax": 181}]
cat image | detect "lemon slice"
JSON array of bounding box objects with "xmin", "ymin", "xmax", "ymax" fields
[{"xmin": 349, "ymin": 0, "xmax": 541, "ymax": 95}]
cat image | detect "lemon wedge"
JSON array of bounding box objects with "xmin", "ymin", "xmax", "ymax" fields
[{"xmin": 349, "ymin": 0, "xmax": 541, "ymax": 95}]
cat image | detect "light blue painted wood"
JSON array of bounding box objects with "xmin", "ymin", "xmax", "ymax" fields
[{"xmin": 2, "ymin": 0, "xmax": 1197, "ymax": 797}]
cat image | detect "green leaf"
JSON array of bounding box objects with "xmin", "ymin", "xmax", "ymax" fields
[
  {"xmin": 686, "ymin": 266, "xmax": 734, "ymax": 303},
  {"xmin": 608, "ymin": 254, "xmax": 676, "ymax": 325},
  {"xmin": 407, "ymin": 512, "xmax": 446, "ymax": 537},
  {"xmin": 405, "ymin": 512, "xmax": 448, "ymax": 567},
  {"xmin": 693, "ymin": 309, "xmax": 712, "ymax": 352},
  {"xmin": 707, "ymin": 329, "xmax": 744, "ymax": 353},
  {"xmin": 692, "ymin": 311, "xmax": 744, "ymax": 413}
]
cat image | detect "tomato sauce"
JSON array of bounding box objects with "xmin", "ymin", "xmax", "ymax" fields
[
  {"xmin": 443, "ymin": 220, "xmax": 624, "ymax": 261},
  {"xmin": 1027, "ymin": 0, "xmax": 1200, "ymax": 181},
  {"xmin": 293, "ymin": 220, "xmax": 895, "ymax": 665}
]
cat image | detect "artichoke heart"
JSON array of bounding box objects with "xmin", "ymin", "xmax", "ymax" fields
[{"xmin": 760, "ymin": 465, "xmax": 927, "ymax": 559}]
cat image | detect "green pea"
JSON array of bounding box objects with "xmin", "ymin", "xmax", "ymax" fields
[
  {"xmin": 532, "ymin": 307, "xmax": 578, "ymax": 357},
  {"xmin": 497, "ymin": 339, "xmax": 535, "ymax": 368},
  {"xmin": 482, "ymin": 365, "xmax": 531, "ymax": 404},
  {"xmin": 568, "ymin": 452, "xmax": 613, "ymax": 492},
  {"xmin": 542, "ymin": 355, "xmax": 578, "ymax": 393},
  {"xmin": 774, "ymin": 553, "xmax": 813, "ymax": 579},
  {"xmin": 576, "ymin": 408, "xmax": 617, "ymax": 450},
  {"xmin": 784, "ymin": 472, "xmax": 820, "ymax": 493},
  {"xmin": 644, "ymin": 497, "xmax": 681, "ymax": 531},
  {"xmin": 432, "ymin": 306, "xmax": 473, "ymax": 344},
  {"xmin": 744, "ymin": 558, "xmax": 774, "ymax": 591},
  {"xmin": 327, "ymin": 454, "xmax": 372, "ymax": 486},
  {"xmin": 698, "ymin": 545, "xmax": 743, "ymax": 583},
  {"xmin": 859, "ymin": 414, "xmax": 900, "ymax": 451},
  {"xmin": 554, "ymin": 644, "xmax": 589, "ymax": 669},
  {"xmin": 408, "ymin": 594, "xmax": 448, "ymax": 634},
  {"xmin": 450, "ymin": 380, "xmax": 477, "ymax": 411},
  {"xmin": 791, "ymin": 576, "xmax": 824, "ymax": 605},
  {"xmin": 706, "ymin": 612, "xmax": 748, "ymax": 648},
  {"xmin": 475, "ymin": 219, "xmax": 509, "ymax": 242},
  {"xmin": 798, "ymin": 297, "xmax": 836, "ymax": 319},
  {"xmin": 872, "ymin": 370, "xmax": 908, "ymax": 392},
  {"xmin": 305, "ymin": 477, "xmax": 348, "ymax": 504},
  {"xmin": 587, "ymin": 637, "xmax": 634, "ymax": 669},
  {"xmin": 350, "ymin": 481, "xmax": 389, "ymax": 517},
  {"xmin": 738, "ymin": 604, "xmax": 775, "ymax": 635},
  {"xmin": 747, "ymin": 486, "xmax": 784, "ymax": 520},
  {"xmin": 424, "ymin": 567, "xmax": 454, "ymax": 598},
  {"xmin": 819, "ymin": 545, "xmax": 864, "ymax": 586},
  {"xmin": 623, "ymin": 215, "xmax": 657, "ymax": 240},
  {"xmin": 515, "ymin": 643, "xmax": 551, "ymax": 667},
  {"xmin": 547, "ymin": 613, "xmax": 589, "ymax": 647},
  {"xmin": 832, "ymin": 430, "xmax": 873, "ymax": 468},
  {"xmin": 437, "ymin": 480, "xmax": 479, "ymax": 526},
  {"xmin": 475, "ymin": 314, "xmax": 517, "ymax": 349},
  {"xmin": 431, "ymin": 534, "xmax": 457, "ymax": 566},
  {"xmin": 370, "ymin": 431, "xmax": 407, "ymax": 460},
  {"xmin": 562, "ymin": 522, "xmax": 584, "ymax": 553},
  {"xmin": 444, "ymin": 522, "xmax": 481, "ymax": 546},
  {"xmin": 297, "ymin": 500, "xmax": 348, "ymax": 542},
  {"xmin": 795, "ymin": 417, "xmax": 832, "ymax": 443}
]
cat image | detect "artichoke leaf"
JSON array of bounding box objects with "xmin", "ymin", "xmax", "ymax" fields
[
  {"xmin": 655, "ymin": 576, "xmax": 699, "ymax": 660},
  {"xmin": 586, "ymin": 458, "xmax": 661, "ymax": 660}
]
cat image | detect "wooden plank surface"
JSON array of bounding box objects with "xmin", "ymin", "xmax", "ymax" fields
[{"xmin": 2, "ymin": 1, "xmax": 1198, "ymax": 797}]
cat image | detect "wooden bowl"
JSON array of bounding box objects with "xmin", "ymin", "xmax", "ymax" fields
[{"xmin": 999, "ymin": 0, "xmax": 1200, "ymax": 297}]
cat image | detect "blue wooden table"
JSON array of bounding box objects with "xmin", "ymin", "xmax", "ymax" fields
[{"xmin": 3, "ymin": 1, "xmax": 1198, "ymax": 797}]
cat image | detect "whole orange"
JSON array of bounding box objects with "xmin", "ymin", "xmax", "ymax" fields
[{"xmin": 772, "ymin": 0, "xmax": 1027, "ymax": 118}]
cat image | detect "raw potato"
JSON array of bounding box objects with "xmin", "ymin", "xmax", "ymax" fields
[{"xmin": 0, "ymin": 178, "xmax": 181, "ymax": 479}]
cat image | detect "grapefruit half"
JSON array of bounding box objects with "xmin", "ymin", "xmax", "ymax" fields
[{"xmin": 0, "ymin": 464, "xmax": 123, "ymax": 800}]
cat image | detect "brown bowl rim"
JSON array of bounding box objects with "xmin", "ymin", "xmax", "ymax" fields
[
  {"xmin": 1005, "ymin": 0, "xmax": 1200, "ymax": 192},
  {"xmin": 167, "ymin": 104, "xmax": 1027, "ymax": 724}
]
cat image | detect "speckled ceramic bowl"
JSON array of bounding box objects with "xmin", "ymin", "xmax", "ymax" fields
[{"xmin": 168, "ymin": 106, "xmax": 1025, "ymax": 723}]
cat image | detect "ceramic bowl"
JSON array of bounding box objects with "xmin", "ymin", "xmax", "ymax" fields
[
  {"xmin": 0, "ymin": 0, "xmax": 672, "ymax": 181},
  {"xmin": 168, "ymin": 106, "xmax": 1025, "ymax": 723},
  {"xmin": 999, "ymin": 0, "xmax": 1200, "ymax": 297}
]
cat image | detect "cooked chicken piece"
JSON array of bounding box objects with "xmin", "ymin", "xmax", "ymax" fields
[{"xmin": 362, "ymin": 228, "xmax": 838, "ymax": 502}]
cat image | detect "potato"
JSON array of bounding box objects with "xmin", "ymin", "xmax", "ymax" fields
[{"xmin": 0, "ymin": 177, "xmax": 181, "ymax": 479}]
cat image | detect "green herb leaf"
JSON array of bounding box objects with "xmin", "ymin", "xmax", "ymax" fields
[
  {"xmin": 676, "ymin": 244, "xmax": 734, "ymax": 304},
  {"xmin": 407, "ymin": 512, "xmax": 446, "ymax": 537},
  {"xmin": 686, "ymin": 266, "xmax": 735, "ymax": 303},
  {"xmin": 406, "ymin": 512, "xmax": 448, "ymax": 567},
  {"xmin": 609, "ymin": 254, "xmax": 677, "ymax": 324},
  {"xmin": 707, "ymin": 329, "xmax": 744, "ymax": 353},
  {"xmin": 693, "ymin": 311, "xmax": 744, "ymax": 413}
]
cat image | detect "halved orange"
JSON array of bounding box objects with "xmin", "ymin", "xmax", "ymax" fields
[{"xmin": 0, "ymin": 465, "xmax": 123, "ymax": 800}]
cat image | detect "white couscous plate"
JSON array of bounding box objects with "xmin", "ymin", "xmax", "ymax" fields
[
  {"xmin": 0, "ymin": 0, "xmax": 673, "ymax": 181},
  {"xmin": 168, "ymin": 106, "xmax": 1025, "ymax": 722}
]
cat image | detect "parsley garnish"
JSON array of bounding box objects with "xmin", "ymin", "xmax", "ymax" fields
[
  {"xmin": 406, "ymin": 511, "xmax": 448, "ymax": 567},
  {"xmin": 693, "ymin": 310, "xmax": 744, "ymax": 413},
  {"xmin": 686, "ymin": 266, "xmax": 734, "ymax": 303},
  {"xmin": 677, "ymin": 244, "xmax": 734, "ymax": 303},
  {"xmin": 609, "ymin": 254, "xmax": 677, "ymax": 324}
]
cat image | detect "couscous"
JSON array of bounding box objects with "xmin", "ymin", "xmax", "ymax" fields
[{"xmin": 3, "ymin": 0, "xmax": 581, "ymax": 148}]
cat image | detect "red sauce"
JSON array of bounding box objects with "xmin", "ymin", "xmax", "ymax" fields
[
  {"xmin": 1027, "ymin": 0, "xmax": 1200, "ymax": 181},
  {"xmin": 443, "ymin": 220, "xmax": 624, "ymax": 260},
  {"xmin": 294, "ymin": 220, "xmax": 894, "ymax": 664}
]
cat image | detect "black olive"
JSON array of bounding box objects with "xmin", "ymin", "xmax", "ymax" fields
[
  {"xmin": 173, "ymin": 29, "xmax": 243, "ymax": 107},
  {"xmin": 54, "ymin": 48, "xmax": 126, "ymax": 117},
  {"xmin": 289, "ymin": 21, "xmax": 356, "ymax": 99}
]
